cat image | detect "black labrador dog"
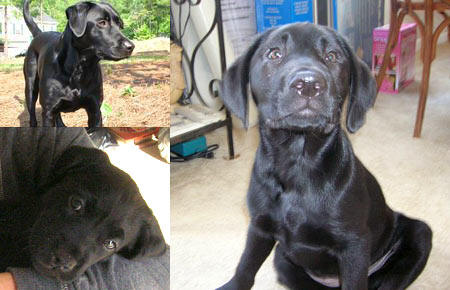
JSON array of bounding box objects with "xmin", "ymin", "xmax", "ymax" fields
[
  {"xmin": 218, "ymin": 23, "xmax": 432, "ymax": 290},
  {"xmin": 23, "ymin": 0, "xmax": 134, "ymax": 127},
  {"xmin": 0, "ymin": 146, "xmax": 165, "ymax": 282}
]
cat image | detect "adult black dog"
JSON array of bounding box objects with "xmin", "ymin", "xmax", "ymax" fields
[
  {"xmin": 23, "ymin": 0, "xmax": 134, "ymax": 127},
  {"xmin": 218, "ymin": 23, "xmax": 432, "ymax": 290},
  {"xmin": 0, "ymin": 146, "xmax": 165, "ymax": 282}
]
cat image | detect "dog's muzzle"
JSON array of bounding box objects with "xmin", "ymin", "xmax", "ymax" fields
[
  {"xmin": 289, "ymin": 70, "xmax": 327, "ymax": 99},
  {"xmin": 121, "ymin": 39, "xmax": 135, "ymax": 54}
]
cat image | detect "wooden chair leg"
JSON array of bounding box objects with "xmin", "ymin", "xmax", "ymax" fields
[
  {"xmin": 413, "ymin": 0, "xmax": 434, "ymax": 138},
  {"xmin": 376, "ymin": 6, "xmax": 405, "ymax": 91},
  {"xmin": 414, "ymin": 52, "xmax": 433, "ymax": 138},
  {"xmin": 446, "ymin": 15, "xmax": 450, "ymax": 41}
]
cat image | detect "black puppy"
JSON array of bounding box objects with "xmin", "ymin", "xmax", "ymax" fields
[
  {"xmin": 23, "ymin": 0, "xmax": 134, "ymax": 127},
  {"xmin": 218, "ymin": 23, "xmax": 432, "ymax": 290},
  {"xmin": 0, "ymin": 146, "xmax": 165, "ymax": 282}
]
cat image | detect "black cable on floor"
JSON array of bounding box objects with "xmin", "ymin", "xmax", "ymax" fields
[{"xmin": 171, "ymin": 144, "xmax": 219, "ymax": 162}]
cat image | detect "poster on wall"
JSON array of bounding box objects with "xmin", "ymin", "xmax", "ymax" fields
[
  {"xmin": 336, "ymin": 0, "xmax": 385, "ymax": 66},
  {"xmin": 220, "ymin": 0, "xmax": 257, "ymax": 58},
  {"xmin": 255, "ymin": 0, "xmax": 314, "ymax": 32}
]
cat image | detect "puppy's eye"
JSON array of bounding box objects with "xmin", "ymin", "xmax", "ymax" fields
[
  {"xmin": 104, "ymin": 240, "xmax": 117, "ymax": 250},
  {"xmin": 69, "ymin": 197, "xmax": 83, "ymax": 211},
  {"xmin": 326, "ymin": 51, "xmax": 338, "ymax": 63},
  {"xmin": 97, "ymin": 20, "xmax": 108, "ymax": 28},
  {"xmin": 267, "ymin": 48, "xmax": 283, "ymax": 60}
]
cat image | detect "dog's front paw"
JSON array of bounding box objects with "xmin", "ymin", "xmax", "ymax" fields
[{"xmin": 216, "ymin": 277, "xmax": 253, "ymax": 290}]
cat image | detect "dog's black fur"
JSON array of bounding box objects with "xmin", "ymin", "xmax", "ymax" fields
[
  {"xmin": 218, "ymin": 23, "xmax": 432, "ymax": 290},
  {"xmin": 23, "ymin": 0, "xmax": 134, "ymax": 127},
  {"xmin": 0, "ymin": 146, "xmax": 165, "ymax": 282}
]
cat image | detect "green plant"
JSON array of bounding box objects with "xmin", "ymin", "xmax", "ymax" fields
[
  {"xmin": 122, "ymin": 85, "xmax": 137, "ymax": 97},
  {"xmin": 0, "ymin": 38, "xmax": 4, "ymax": 45},
  {"xmin": 100, "ymin": 103, "xmax": 113, "ymax": 117}
]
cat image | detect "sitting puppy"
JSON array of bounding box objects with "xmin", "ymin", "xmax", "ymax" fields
[
  {"xmin": 23, "ymin": 0, "xmax": 135, "ymax": 127},
  {"xmin": 218, "ymin": 23, "xmax": 432, "ymax": 290},
  {"xmin": 0, "ymin": 146, "xmax": 165, "ymax": 282}
]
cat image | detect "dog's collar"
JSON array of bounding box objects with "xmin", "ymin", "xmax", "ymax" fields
[{"xmin": 305, "ymin": 240, "xmax": 401, "ymax": 288}]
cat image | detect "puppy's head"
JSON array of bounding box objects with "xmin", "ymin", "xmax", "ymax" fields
[
  {"xmin": 29, "ymin": 146, "xmax": 165, "ymax": 282},
  {"xmin": 221, "ymin": 23, "xmax": 376, "ymax": 134},
  {"xmin": 66, "ymin": 2, "xmax": 134, "ymax": 60}
]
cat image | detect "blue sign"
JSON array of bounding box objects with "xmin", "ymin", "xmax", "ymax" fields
[{"xmin": 255, "ymin": 0, "xmax": 314, "ymax": 33}]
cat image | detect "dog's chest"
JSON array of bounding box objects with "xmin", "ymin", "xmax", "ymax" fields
[{"xmin": 273, "ymin": 193, "xmax": 338, "ymax": 249}]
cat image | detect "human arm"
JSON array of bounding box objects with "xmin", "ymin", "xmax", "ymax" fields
[{"xmin": 0, "ymin": 272, "xmax": 16, "ymax": 290}]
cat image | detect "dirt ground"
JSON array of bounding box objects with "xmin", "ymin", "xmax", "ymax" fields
[{"xmin": 0, "ymin": 39, "xmax": 170, "ymax": 127}]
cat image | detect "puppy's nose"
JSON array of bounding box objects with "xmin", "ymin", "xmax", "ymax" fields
[
  {"xmin": 290, "ymin": 70, "xmax": 326, "ymax": 98},
  {"xmin": 49, "ymin": 250, "xmax": 76, "ymax": 272},
  {"xmin": 122, "ymin": 40, "xmax": 135, "ymax": 53}
]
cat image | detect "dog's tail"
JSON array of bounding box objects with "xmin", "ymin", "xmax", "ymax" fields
[{"xmin": 23, "ymin": 0, "xmax": 42, "ymax": 38}]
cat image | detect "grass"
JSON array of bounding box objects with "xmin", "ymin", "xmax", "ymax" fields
[
  {"xmin": 0, "ymin": 53, "xmax": 168, "ymax": 73},
  {"xmin": 0, "ymin": 58, "xmax": 24, "ymax": 73},
  {"xmin": 102, "ymin": 53, "xmax": 168, "ymax": 65}
]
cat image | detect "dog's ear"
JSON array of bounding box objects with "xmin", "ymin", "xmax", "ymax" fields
[
  {"xmin": 119, "ymin": 209, "xmax": 166, "ymax": 260},
  {"xmin": 52, "ymin": 146, "xmax": 109, "ymax": 180},
  {"xmin": 66, "ymin": 2, "xmax": 94, "ymax": 37},
  {"xmin": 220, "ymin": 29, "xmax": 273, "ymax": 128},
  {"xmin": 341, "ymin": 38, "xmax": 377, "ymax": 133}
]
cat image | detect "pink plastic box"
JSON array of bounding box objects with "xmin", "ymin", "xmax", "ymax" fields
[{"xmin": 372, "ymin": 23, "xmax": 417, "ymax": 94}]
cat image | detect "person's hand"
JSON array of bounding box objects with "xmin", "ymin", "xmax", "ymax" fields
[{"xmin": 0, "ymin": 272, "xmax": 17, "ymax": 290}]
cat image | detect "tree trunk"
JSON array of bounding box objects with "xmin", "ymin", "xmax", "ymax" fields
[
  {"xmin": 4, "ymin": 5, "xmax": 8, "ymax": 57},
  {"xmin": 40, "ymin": 0, "xmax": 43, "ymax": 28}
]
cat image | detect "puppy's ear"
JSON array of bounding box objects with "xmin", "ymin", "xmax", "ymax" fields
[
  {"xmin": 220, "ymin": 30, "xmax": 272, "ymax": 128},
  {"xmin": 52, "ymin": 146, "xmax": 109, "ymax": 180},
  {"xmin": 119, "ymin": 209, "xmax": 166, "ymax": 259},
  {"xmin": 342, "ymin": 38, "xmax": 377, "ymax": 133},
  {"xmin": 66, "ymin": 2, "xmax": 94, "ymax": 37}
]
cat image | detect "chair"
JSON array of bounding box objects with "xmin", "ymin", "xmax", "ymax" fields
[{"xmin": 376, "ymin": 0, "xmax": 450, "ymax": 137}]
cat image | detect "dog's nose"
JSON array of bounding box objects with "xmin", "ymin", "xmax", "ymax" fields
[
  {"xmin": 122, "ymin": 40, "xmax": 135, "ymax": 52},
  {"xmin": 290, "ymin": 70, "xmax": 326, "ymax": 98},
  {"xmin": 49, "ymin": 250, "xmax": 76, "ymax": 272}
]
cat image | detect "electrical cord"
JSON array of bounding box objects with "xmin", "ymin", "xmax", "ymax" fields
[{"xmin": 171, "ymin": 144, "xmax": 219, "ymax": 162}]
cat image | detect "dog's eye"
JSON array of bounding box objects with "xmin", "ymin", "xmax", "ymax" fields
[
  {"xmin": 69, "ymin": 197, "xmax": 83, "ymax": 211},
  {"xmin": 326, "ymin": 51, "xmax": 338, "ymax": 63},
  {"xmin": 97, "ymin": 20, "xmax": 108, "ymax": 28},
  {"xmin": 103, "ymin": 240, "xmax": 117, "ymax": 250},
  {"xmin": 267, "ymin": 48, "xmax": 283, "ymax": 60}
]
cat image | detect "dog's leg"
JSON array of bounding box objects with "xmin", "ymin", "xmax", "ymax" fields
[
  {"xmin": 274, "ymin": 245, "xmax": 331, "ymax": 290},
  {"xmin": 85, "ymin": 98, "xmax": 103, "ymax": 128},
  {"xmin": 368, "ymin": 214, "xmax": 432, "ymax": 290},
  {"xmin": 24, "ymin": 50, "xmax": 39, "ymax": 127},
  {"xmin": 338, "ymin": 238, "xmax": 370, "ymax": 290},
  {"xmin": 55, "ymin": 113, "xmax": 66, "ymax": 127},
  {"xmin": 217, "ymin": 226, "xmax": 275, "ymax": 290},
  {"xmin": 41, "ymin": 108, "xmax": 55, "ymax": 126}
]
